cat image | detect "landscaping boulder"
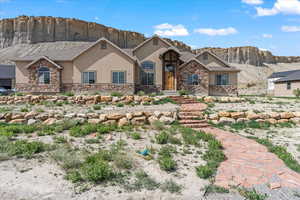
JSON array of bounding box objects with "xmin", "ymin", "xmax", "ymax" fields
[
  {"xmin": 131, "ymin": 116, "xmax": 146, "ymax": 125},
  {"xmin": 280, "ymin": 112, "xmax": 295, "ymax": 119},
  {"xmin": 43, "ymin": 118, "xmax": 57, "ymax": 126},
  {"xmin": 99, "ymin": 114, "xmax": 107, "ymax": 122},
  {"xmin": 9, "ymin": 119, "xmax": 26, "ymax": 124},
  {"xmin": 27, "ymin": 119, "xmax": 37, "ymax": 125},
  {"xmin": 118, "ymin": 117, "xmax": 129, "ymax": 127},
  {"xmin": 218, "ymin": 111, "xmax": 231, "ymax": 118},
  {"xmin": 159, "ymin": 116, "xmax": 175, "ymax": 125},
  {"xmin": 24, "ymin": 111, "xmax": 38, "ymax": 119},
  {"xmin": 88, "ymin": 118, "xmax": 101, "ymax": 124},
  {"xmin": 107, "ymin": 113, "xmax": 125, "ymax": 120},
  {"xmin": 230, "ymin": 112, "xmax": 245, "ymax": 119},
  {"xmin": 219, "ymin": 117, "xmax": 235, "ymax": 124},
  {"xmin": 246, "ymin": 112, "xmax": 260, "ymax": 120}
]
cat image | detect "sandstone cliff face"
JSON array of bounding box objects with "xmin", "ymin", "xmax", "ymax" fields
[
  {"xmin": 194, "ymin": 47, "xmax": 300, "ymax": 66},
  {"xmin": 0, "ymin": 15, "xmax": 191, "ymax": 51}
]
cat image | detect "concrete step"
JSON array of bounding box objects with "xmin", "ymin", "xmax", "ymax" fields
[
  {"xmin": 179, "ymin": 111, "xmax": 203, "ymax": 116},
  {"xmin": 179, "ymin": 119, "xmax": 206, "ymax": 124},
  {"xmin": 179, "ymin": 115, "xmax": 203, "ymax": 120}
]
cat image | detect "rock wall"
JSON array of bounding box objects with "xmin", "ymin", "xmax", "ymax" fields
[{"xmin": 194, "ymin": 47, "xmax": 300, "ymax": 66}]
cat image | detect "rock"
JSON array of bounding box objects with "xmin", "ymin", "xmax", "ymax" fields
[
  {"xmin": 42, "ymin": 118, "xmax": 57, "ymax": 125},
  {"xmin": 112, "ymin": 97, "xmax": 119, "ymax": 103},
  {"xmin": 93, "ymin": 95, "xmax": 101, "ymax": 104},
  {"xmin": 294, "ymin": 112, "xmax": 300, "ymax": 118},
  {"xmin": 290, "ymin": 117, "xmax": 300, "ymax": 124},
  {"xmin": 266, "ymin": 118, "xmax": 277, "ymax": 124},
  {"xmin": 131, "ymin": 116, "xmax": 146, "ymax": 125},
  {"xmin": 103, "ymin": 120, "xmax": 117, "ymax": 125},
  {"xmin": 154, "ymin": 111, "xmax": 162, "ymax": 118},
  {"xmin": 269, "ymin": 112, "xmax": 281, "ymax": 120},
  {"xmin": 278, "ymin": 119, "xmax": 289, "ymax": 123},
  {"xmin": 88, "ymin": 118, "xmax": 101, "ymax": 124},
  {"xmin": 280, "ymin": 112, "xmax": 295, "ymax": 119},
  {"xmin": 87, "ymin": 113, "xmax": 99, "ymax": 119},
  {"xmin": 230, "ymin": 112, "xmax": 245, "ymax": 119},
  {"xmin": 204, "ymin": 96, "xmax": 215, "ymax": 103},
  {"xmin": 219, "ymin": 117, "xmax": 235, "ymax": 124},
  {"xmin": 77, "ymin": 113, "xmax": 87, "ymax": 118},
  {"xmin": 246, "ymin": 112, "xmax": 260, "ymax": 120},
  {"xmin": 74, "ymin": 117, "xmax": 86, "ymax": 124},
  {"xmin": 126, "ymin": 113, "xmax": 133, "ymax": 120},
  {"xmin": 159, "ymin": 116, "xmax": 175, "ymax": 125},
  {"xmin": 256, "ymin": 119, "xmax": 266, "ymax": 123},
  {"xmin": 101, "ymin": 96, "xmax": 112, "ymax": 102},
  {"xmin": 218, "ymin": 111, "xmax": 231, "ymax": 118},
  {"xmin": 219, "ymin": 97, "xmax": 230, "ymax": 103},
  {"xmin": 9, "ymin": 119, "xmax": 26, "ymax": 124},
  {"xmin": 133, "ymin": 112, "xmax": 143, "ymax": 117},
  {"xmin": 258, "ymin": 113, "xmax": 270, "ymax": 119},
  {"xmin": 148, "ymin": 116, "xmax": 159, "ymax": 125},
  {"xmin": 162, "ymin": 112, "xmax": 172, "ymax": 117},
  {"xmin": 269, "ymin": 182, "xmax": 281, "ymax": 190},
  {"xmin": 118, "ymin": 118, "xmax": 129, "ymax": 127},
  {"xmin": 27, "ymin": 119, "xmax": 37, "ymax": 125},
  {"xmin": 65, "ymin": 113, "xmax": 76, "ymax": 118},
  {"xmin": 99, "ymin": 114, "xmax": 107, "ymax": 122},
  {"xmin": 107, "ymin": 113, "xmax": 125, "ymax": 120},
  {"xmin": 35, "ymin": 113, "xmax": 49, "ymax": 121},
  {"xmin": 141, "ymin": 96, "xmax": 152, "ymax": 102},
  {"xmin": 24, "ymin": 111, "xmax": 39, "ymax": 119},
  {"xmin": 237, "ymin": 118, "xmax": 249, "ymax": 123},
  {"xmin": 11, "ymin": 114, "xmax": 24, "ymax": 120},
  {"xmin": 208, "ymin": 114, "xmax": 219, "ymax": 120}
]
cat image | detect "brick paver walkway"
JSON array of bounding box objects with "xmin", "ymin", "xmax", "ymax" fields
[{"xmin": 173, "ymin": 96, "xmax": 300, "ymax": 189}]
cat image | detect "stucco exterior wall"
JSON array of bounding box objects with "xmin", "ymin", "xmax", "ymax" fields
[
  {"xmin": 15, "ymin": 61, "xmax": 31, "ymax": 84},
  {"xmin": 73, "ymin": 41, "xmax": 135, "ymax": 84},
  {"xmin": 274, "ymin": 81, "xmax": 300, "ymax": 97},
  {"xmin": 197, "ymin": 53, "xmax": 226, "ymax": 67},
  {"xmin": 58, "ymin": 61, "xmax": 73, "ymax": 83},
  {"xmin": 133, "ymin": 38, "xmax": 170, "ymax": 86}
]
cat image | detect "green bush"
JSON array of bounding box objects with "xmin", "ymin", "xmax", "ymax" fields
[
  {"xmin": 155, "ymin": 131, "xmax": 169, "ymax": 144},
  {"xmin": 125, "ymin": 170, "xmax": 160, "ymax": 191},
  {"xmin": 113, "ymin": 153, "xmax": 133, "ymax": 169},
  {"xmin": 80, "ymin": 159, "xmax": 114, "ymax": 183},
  {"xmin": 131, "ymin": 132, "xmax": 141, "ymax": 140},
  {"xmin": 293, "ymin": 88, "xmax": 300, "ymax": 98},
  {"xmin": 93, "ymin": 105, "xmax": 101, "ymax": 110},
  {"xmin": 137, "ymin": 91, "xmax": 145, "ymax": 96},
  {"xmin": 116, "ymin": 103, "xmax": 124, "ymax": 107},
  {"xmin": 152, "ymin": 97, "xmax": 177, "ymax": 105},
  {"xmin": 62, "ymin": 92, "xmax": 75, "ymax": 97},
  {"xmin": 160, "ymin": 179, "xmax": 182, "ymax": 194},
  {"xmin": 196, "ymin": 165, "xmax": 214, "ymax": 179},
  {"xmin": 179, "ymin": 90, "xmax": 189, "ymax": 96},
  {"xmin": 158, "ymin": 155, "xmax": 176, "ymax": 172},
  {"xmin": 111, "ymin": 92, "xmax": 123, "ymax": 97}
]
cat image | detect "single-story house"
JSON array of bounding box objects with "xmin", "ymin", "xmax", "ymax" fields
[
  {"xmin": 0, "ymin": 64, "xmax": 15, "ymax": 89},
  {"xmin": 272, "ymin": 70, "xmax": 300, "ymax": 97},
  {"xmin": 11, "ymin": 35, "xmax": 240, "ymax": 95}
]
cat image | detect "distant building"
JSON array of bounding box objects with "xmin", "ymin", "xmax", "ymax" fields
[
  {"xmin": 268, "ymin": 70, "xmax": 300, "ymax": 96},
  {"xmin": 0, "ymin": 64, "xmax": 15, "ymax": 89}
]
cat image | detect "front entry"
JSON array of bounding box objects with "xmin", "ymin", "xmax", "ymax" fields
[{"xmin": 164, "ymin": 65, "xmax": 175, "ymax": 90}]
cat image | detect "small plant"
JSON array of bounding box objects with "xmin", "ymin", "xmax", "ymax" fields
[
  {"xmin": 238, "ymin": 188, "xmax": 267, "ymax": 200},
  {"xmin": 155, "ymin": 131, "xmax": 169, "ymax": 144},
  {"xmin": 125, "ymin": 170, "xmax": 160, "ymax": 191},
  {"xmin": 196, "ymin": 165, "xmax": 214, "ymax": 179},
  {"xmin": 160, "ymin": 179, "xmax": 182, "ymax": 194},
  {"xmin": 20, "ymin": 107, "xmax": 29, "ymax": 112},
  {"xmin": 204, "ymin": 185, "xmax": 229, "ymax": 194},
  {"xmin": 158, "ymin": 145, "xmax": 177, "ymax": 172},
  {"xmin": 131, "ymin": 132, "xmax": 141, "ymax": 140},
  {"xmin": 53, "ymin": 136, "xmax": 67, "ymax": 143},
  {"xmin": 116, "ymin": 103, "xmax": 124, "ymax": 107},
  {"xmin": 137, "ymin": 91, "xmax": 145, "ymax": 96},
  {"xmin": 179, "ymin": 90, "xmax": 189, "ymax": 96},
  {"xmin": 62, "ymin": 92, "xmax": 75, "ymax": 97},
  {"xmin": 93, "ymin": 104, "xmax": 101, "ymax": 110},
  {"xmin": 152, "ymin": 120, "xmax": 165, "ymax": 130},
  {"xmin": 113, "ymin": 153, "xmax": 133, "ymax": 169},
  {"xmin": 80, "ymin": 159, "xmax": 114, "ymax": 183},
  {"xmin": 143, "ymin": 102, "xmax": 151, "ymax": 106},
  {"xmin": 111, "ymin": 92, "xmax": 123, "ymax": 97},
  {"xmin": 293, "ymin": 88, "xmax": 300, "ymax": 98}
]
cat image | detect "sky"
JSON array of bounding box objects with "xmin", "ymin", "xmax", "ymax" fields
[{"xmin": 0, "ymin": 0, "xmax": 300, "ymax": 56}]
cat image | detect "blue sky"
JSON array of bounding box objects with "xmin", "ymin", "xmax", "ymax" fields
[{"xmin": 0, "ymin": 0, "xmax": 300, "ymax": 56}]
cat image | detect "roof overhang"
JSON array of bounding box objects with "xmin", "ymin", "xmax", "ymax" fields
[{"xmin": 25, "ymin": 56, "xmax": 63, "ymax": 70}]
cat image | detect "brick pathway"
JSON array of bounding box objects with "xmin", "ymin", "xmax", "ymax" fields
[{"xmin": 173, "ymin": 96, "xmax": 300, "ymax": 189}]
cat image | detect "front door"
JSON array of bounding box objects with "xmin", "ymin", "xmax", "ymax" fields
[{"xmin": 164, "ymin": 65, "xmax": 175, "ymax": 90}]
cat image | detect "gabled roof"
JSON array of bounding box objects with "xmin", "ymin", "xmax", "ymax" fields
[
  {"xmin": 179, "ymin": 58, "xmax": 210, "ymax": 70},
  {"xmin": 25, "ymin": 56, "xmax": 63, "ymax": 69},
  {"xmin": 0, "ymin": 64, "xmax": 15, "ymax": 79},
  {"xmin": 275, "ymin": 70, "xmax": 300, "ymax": 83},
  {"xmin": 72, "ymin": 37, "xmax": 137, "ymax": 62},
  {"xmin": 132, "ymin": 35, "xmax": 175, "ymax": 52},
  {"xmin": 268, "ymin": 70, "xmax": 300, "ymax": 79},
  {"xmin": 196, "ymin": 50, "xmax": 232, "ymax": 68}
]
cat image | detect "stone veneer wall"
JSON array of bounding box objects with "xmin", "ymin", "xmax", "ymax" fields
[
  {"xmin": 135, "ymin": 84, "xmax": 163, "ymax": 94},
  {"xmin": 16, "ymin": 59, "xmax": 61, "ymax": 93},
  {"xmin": 209, "ymin": 85, "xmax": 238, "ymax": 96},
  {"xmin": 177, "ymin": 60, "xmax": 209, "ymax": 95},
  {"xmin": 62, "ymin": 83, "xmax": 135, "ymax": 94}
]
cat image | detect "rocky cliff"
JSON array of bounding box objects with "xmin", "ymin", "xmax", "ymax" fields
[
  {"xmin": 0, "ymin": 15, "xmax": 190, "ymax": 50},
  {"xmin": 193, "ymin": 47, "xmax": 300, "ymax": 66}
]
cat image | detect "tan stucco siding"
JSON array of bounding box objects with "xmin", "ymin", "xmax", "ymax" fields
[
  {"xmin": 209, "ymin": 72, "xmax": 238, "ymax": 85},
  {"xmin": 134, "ymin": 39, "xmax": 170, "ymax": 85},
  {"xmin": 274, "ymin": 81, "xmax": 300, "ymax": 97},
  {"xmin": 197, "ymin": 53, "xmax": 226, "ymax": 68},
  {"xmin": 58, "ymin": 61, "xmax": 73, "ymax": 83},
  {"xmin": 15, "ymin": 61, "xmax": 31, "ymax": 83},
  {"xmin": 73, "ymin": 42, "xmax": 135, "ymax": 84}
]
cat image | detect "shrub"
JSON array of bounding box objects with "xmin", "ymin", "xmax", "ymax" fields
[
  {"xmin": 65, "ymin": 170, "xmax": 82, "ymax": 183},
  {"xmin": 80, "ymin": 159, "xmax": 114, "ymax": 183},
  {"xmin": 179, "ymin": 90, "xmax": 189, "ymax": 96},
  {"xmin": 294, "ymin": 88, "xmax": 300, "ymax": 98},
  {"xmin": 131, "ymin": 132, "xmax": 141, "ymax": 140},
  {"xmin": 196, "ymin": 165, "xmax": 214, "ymax": 179},
  {"xmin": 155, "ymin": 131, "xmax": 169, "ymax": 144},
  {"xmin": 20, "ymin": 107, "xmax": 29, "ymax": 112},
  {"xmin": 62, "ymin": 92, "xmax": 75, "ymax": 97},
  {"xmin": 152, "ymin": 97, "xmax": 177, "ymax": 105},
  {"xmin": 238, "ymin": 188, "xmax": 267, "ymax": 200},
  {"xmin": 111, "ymin": 92, "xmax": 123, "ymax": 97},
  {"xmin": 53, "ymin": 136, "xmax": 67, "ymax": 144},
  {"xmin": 137, "ymin": 91, "xmax": 145, "ymax": 96},
  {"xmin": 158, "ymin": 155, "xmax": 176, "ymax": 172},
  {"xmin": 6, "ymin": 140, "xmax": 49, "ymax": 159},
  {"xmin": 204, "ymin": 185, "xmax": 229, "ymax": 194},
  {"xmin": 93, "ymin": 105, "xmax": 101, "ymax": 110},
  {"xmin": 152, "ymin": 120, "xmax": 165, "ymax": 130},
  {"xmin": 51, "ymin": 147, "xmax": 83, "ymax": 170},
  {"xmin": 160, "ymin": 179, "xmax": 182, "ymax": 194},
  {"xmin": 125, "ymin": 170, "xmax": 160, "ymax": 191},
  {"xmin": 116, "ymin": 103, "xmax": 124, "ymax": 107},
  {"xmin": 113, "ymin": 153, "xmax": 133, "ymax": 169},
  {"xmin": 69, "ymin": 124, "xmax": 98, "ymax": 137}
]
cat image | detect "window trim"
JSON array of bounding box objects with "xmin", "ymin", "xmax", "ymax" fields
[
  {"xmin": 140, "ymin": 61, "xmax": 155, "ymax": 86},
  {"xmin": 215, "ymin": 73, "xmax": 229, "ymax": 86},
  {"xmin": 187, "ymin": 74, "xmax": 200, "ymax": 86},
  {"xmin": 82, "ymin": 71, "xmax": 96, "ymax": 84},
  {"xmin": 111, "ymin": 71, "xmax": 127, "ymax": 84},
  {"xmin": 38, "ymin": 66, "xmax": 50, "ymax": 85}
]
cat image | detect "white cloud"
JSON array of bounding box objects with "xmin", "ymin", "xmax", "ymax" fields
[
  {"xmin": 94, "ymin": 17, "xmax": 100, "ymax": 21},
  {"xmin": 154, "ymin": 23, "xmax": 189, "ymax": 36},
  {"xmin": 256, "ymin": 0, "xmax": 300, "ymax": 16},
  {"xmin": 194, "ymin": 27, "xmax": 238, "ymax": 36},
  {"xmin": 242, "ymin": 0, "xmax": 264, "ymax": 5},
  {"xmin": 262, "ymin": 33, "xmax": 273, "ymax": 38},
  {"xmin": 281, "ymin": 25, "xmax": 300, "ymax": 32},
  {"xmin": 0, "ymin": 0, "xmax": 11, "ymax": 2}
]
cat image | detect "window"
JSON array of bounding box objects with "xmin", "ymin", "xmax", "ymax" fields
[
  {"xmin": 287, "ymin": 82, "xmax": 291, "ymax": 90},
  {"xmin": 100, "ymin": 41, "xmax": 107, "ymax": 49},
  {"xmin": 141, "ymin": 61, "xmax": 155, "ymax": 85},
  {"xmin": 82, "ymin": 72, "xmax": 96, "ymax": 84},
  {"xmin": 38, "ymin": 67, "xmax": 50, "ymax": 84},
  {"xmin": 216, "ymin": 74, "xmax": 229, "ymax": 85},
  {"xmin": 203, "ymin": 53, "xmax": 208, "ymax": 60},
  {"xmin": 112, "ymin": 71, "xmax": 126, "ymax": 84},
  {"xmin": 187, "ymin": 74, "xmax": 199, "ymax": 85}
]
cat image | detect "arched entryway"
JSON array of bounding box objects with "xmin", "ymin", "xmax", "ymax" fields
[{"xmin": 162, "ymin": 50, "xmax": 181, "ymax": 90}]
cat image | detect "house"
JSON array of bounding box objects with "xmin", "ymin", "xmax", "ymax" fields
[
  {"xmin": 272, "ymin": 70, "xmax": 300, "ymax": 97},
  {"xmin": 0, "ymin": 64, "xmax": 15, "ymax": 89},
  {"xmin": 11, "ymin": 35, "xmax": 240, "ymax": 95},
  {"xmin": 267, "ymin": 70, "xmax": 300, "ymax": 95}
]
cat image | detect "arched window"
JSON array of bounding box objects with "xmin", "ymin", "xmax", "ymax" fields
[
  {"xmin": 38, "ymin": 67, "xmax": 50, "ymax": 84},
  {"xmin": 141, "ymin": 61, "xmax": 155, "ymax": 85}
]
